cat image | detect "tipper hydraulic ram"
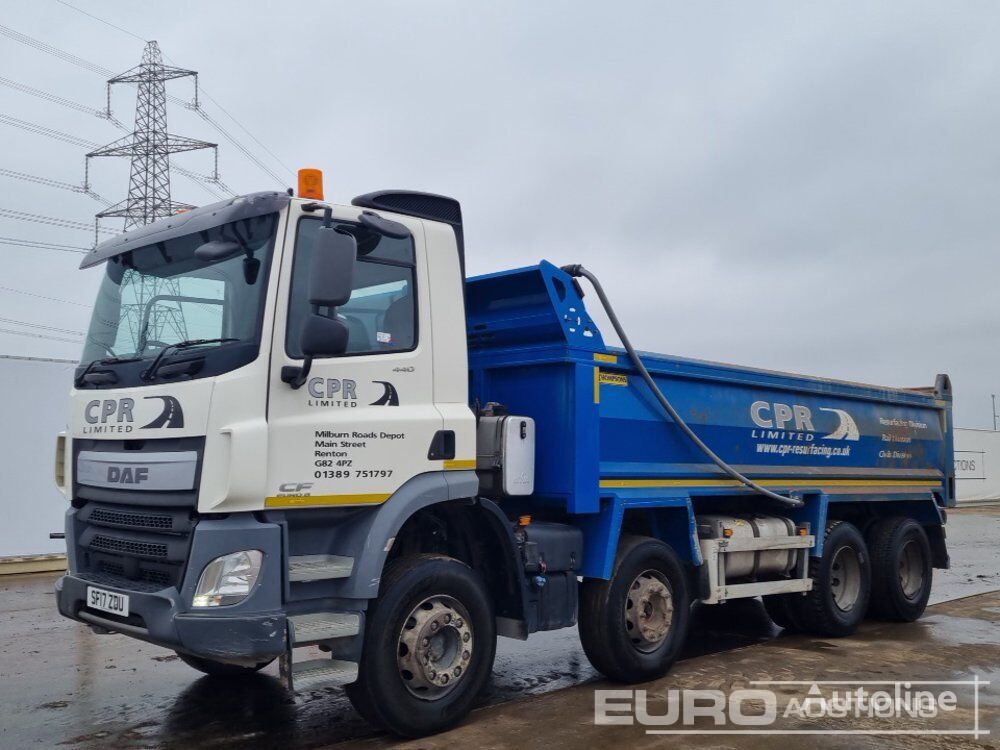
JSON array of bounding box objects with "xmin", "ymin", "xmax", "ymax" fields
[{"xmin": 55, "ymin": 174, "xmax": 953, "ymax": 738}]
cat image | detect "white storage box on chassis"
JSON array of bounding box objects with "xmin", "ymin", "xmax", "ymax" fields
[{"xmin": 475, "ymin": 415, "xmax": 535, "ymax": 497}]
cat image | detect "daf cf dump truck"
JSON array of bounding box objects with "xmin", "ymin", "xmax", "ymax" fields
[{"xmin": 55, "ymin": 174, "xmax": 954, "ymax": 737}]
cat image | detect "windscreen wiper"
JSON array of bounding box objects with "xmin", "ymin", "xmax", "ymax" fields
[
  {"xmin": 74, "ymin": 356, "xmax": 143, "ymax": 388},
  {"xmin": 141, "ymin": 338, "xmax": 239, "ymax": 382}
]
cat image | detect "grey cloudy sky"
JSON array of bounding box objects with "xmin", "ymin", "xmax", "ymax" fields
[{"xmin": 0, "ymin": 1, "xmax": 996, "ymax": 428}]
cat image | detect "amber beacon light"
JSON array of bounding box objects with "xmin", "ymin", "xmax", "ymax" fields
[{"xmin": 297, "ymin": 168, "xmax": 324, "ymax": 200}]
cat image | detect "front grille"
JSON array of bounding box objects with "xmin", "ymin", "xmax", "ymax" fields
[
  {"xmin": 143, "ymin": 569, "xmax": 173, "ymax": 586},
  {"xmin": 89, "ymin": 507, "xmax": 174, "ymax": 531},
  {"xmin": 91, "ymin": 534, "xmax": 168, "ymax": 559},
  {"xmin": 75, "ymin": 501, "xmax": 195, "ymax": 590},
  {"xmin": 96, "ymin": 560, "xmax": 173, "ymax": 588},
  {"xmin": 97, "ymin": 560, "xmax": 124, "ymax": 576},
  {"xmin": 78, "ymin": 569, "xmax": 166, "ymax": 594}
]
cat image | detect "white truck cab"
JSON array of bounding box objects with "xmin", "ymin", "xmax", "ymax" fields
[
  {"xmin": 56, "ymin": 184, "xmax": 529, "ymax": 737},
  {"xmin": 66, "ymin": 189, "xmax": 476, "ymax": 514}
]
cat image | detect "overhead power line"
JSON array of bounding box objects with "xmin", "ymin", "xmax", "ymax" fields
[
  {"xmin": 0, "ymin": 284, "xmax": 91, "ymax": 307},
  {"xmin": 0, "ymin": 167, "xmax": 111, "ymax": 205},
  {"xmin": 1, "ymin": 76, "xmax": 97, "ymax": 115},
  {"xmin": 0, "ymin": 236, "xmax": 90, "ymax": 254},
  {"xmin": 172, "ymin": 164, "xmax": 233, "ymax": 200},
  {"xmin": 54, "ymin": 0, "xmax": 148, "ymax": 43},
  {"xmin": 0, "ymin": 113, "xmax": 227, "ymax": 204},
  {"xmin": 0, "ymin": 112, "xmax": 98, "ymax": 149},
  {"xmin": 193, "ymin": 91, "xmax": 295, "ymax": 178},
  {"xmin": 0, "ymin": 326, "xmax": 83, "ymax": 344},
  {"xmin": 0, "ymin": 315, "xmax": 84, "ymax": 336},
  {"xmin": 0, "ymin": 207, "xmax": 115, "ymax": 235},
  {"xmin": 0, "ymin": 23, "xmax": 112, "ymax": 76},
  {"xmin": 0, "ymin": 76, "xmax": 129, "ymax": 130},
  {"xmin": 189, "ymin": 106, "xmax": 285, "ymax": 185}
]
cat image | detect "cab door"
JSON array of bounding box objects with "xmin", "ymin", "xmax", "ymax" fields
[{"xmin": 264, "ymin": 203, "xmax": 442, "ymax": 508}]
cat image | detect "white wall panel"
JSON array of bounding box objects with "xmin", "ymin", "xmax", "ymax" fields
[
  {"xmin": 0, "ymin": 356, "xmax": 74, "ymax": 556},
  {"xmin": 955, "ymin": 428, "xmax": 1000, "ymax": 504}
]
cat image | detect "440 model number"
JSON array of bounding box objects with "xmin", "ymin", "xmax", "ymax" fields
[{"xmin": 314, "ymin": 469, "xmax": 394, "ymax": 479}]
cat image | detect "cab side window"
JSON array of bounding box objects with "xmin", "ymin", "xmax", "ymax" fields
[{"xmin": 286, "ymin": 218, "xmax": 416, "ymax": 358}]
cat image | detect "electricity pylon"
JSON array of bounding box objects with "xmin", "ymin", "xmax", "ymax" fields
[{"xmin": 86, "ymin": 40, "xmax": 219, "ymax": 348}]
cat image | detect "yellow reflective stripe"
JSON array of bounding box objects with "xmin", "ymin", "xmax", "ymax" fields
[
  {"xmin": 599, "ymin": 478, "xmax": 941, "ymax": 489},
  {"xmin": 594, "ymin": 367, "xmax": 600, "ymax": 404},
  {"xmin": 265, "ymin": 493, "xmax": 390, "ymax": 508},
  {"xmin": 444, "ymin": 459, "xmax": 477, "ymax": 470},
  {"xmin": 593, "ymin": 353, "xmax": 618, "ymax": 363}
]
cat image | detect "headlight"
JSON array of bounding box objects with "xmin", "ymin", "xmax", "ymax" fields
[{"xmin": 192, "ymin": 550, "xmax": 263, "ymax": 607}]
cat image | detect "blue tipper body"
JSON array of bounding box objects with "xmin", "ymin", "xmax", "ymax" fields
[{"xmin": 466, "ymin": 261, "xmax": 954, "ymax": 580}]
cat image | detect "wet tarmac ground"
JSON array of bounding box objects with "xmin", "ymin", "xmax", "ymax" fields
[
  {"xmin": 1, "ymin": 506, "xmax": 997, "ymax": 749},
  {"xmin": 379, "ymin": 588, "xmax": 1000, "ymax": 750}
]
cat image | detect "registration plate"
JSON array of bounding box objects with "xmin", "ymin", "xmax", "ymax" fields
[{"xmin": 86, "ymin": 586, "xmax": 130, "ymax": 617}]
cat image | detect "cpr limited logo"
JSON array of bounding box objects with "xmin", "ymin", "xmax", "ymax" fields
[
  {"xmin": 306, "ymin": 378, "xmax": 400, "ymax": 407},
  {"xmin": 750, "ymin": 401, "xmax": 860, "ymax": 442},
  {"xmin": 82, "ymin": 395, "xmax": 184, "ymax": 433}
]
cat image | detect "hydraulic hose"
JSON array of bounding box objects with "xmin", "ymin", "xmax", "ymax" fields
[{"xmin": 562, "ymin": 264, "xmax": 804, "ymax": 509}]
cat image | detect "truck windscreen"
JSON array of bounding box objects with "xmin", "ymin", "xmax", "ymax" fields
[{"xmin": 78, "ymin": 212, "xmax": 278, "ymax": 383}]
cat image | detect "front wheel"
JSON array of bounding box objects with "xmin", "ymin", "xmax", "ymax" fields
[
  {"xmin": 578, "ymin": 535, "xmax": 691, "ymax": 683},
  {"xmin": 175, "ymin": 652, "xmax": 273, "ymax": 676},
  {"xmin": 345, "ymin": 554, "xmax": 496, "ymax": 738}
]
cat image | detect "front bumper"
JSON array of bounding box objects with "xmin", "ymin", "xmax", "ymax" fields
[
  {"xmin": 56, "ymin": 574, "xmax": 287, "ymax": 662},
  {"xmin": 56, "ymin": 514, "xmax": 288, "ymax": 664}
]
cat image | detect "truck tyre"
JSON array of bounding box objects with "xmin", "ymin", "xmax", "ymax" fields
[
  {"xmin": 578, "ymin": 535, "xmax": 690, "ymax": 683},
  {"xmin": 867, "ymin": 517, "xmax": 933, "ymax": 622},
  {"xmin": 345, "ymin": 554, "xmax": 496, "ymax": 738},
  {"xmin": 175, "ymin": 652, "xmax": 273, "ymax": 676},
  {"xmin": 796, "ymin": 521, "xmax": 871, "ymax": 637},
  {"xmin": 762, "ymin": 593, "xmax": 805, "ymax": 632}
]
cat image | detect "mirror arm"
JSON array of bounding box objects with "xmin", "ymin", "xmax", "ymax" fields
[{"xmin": 281, "ymin": 356, "xmax": 313, "ymax": 389}]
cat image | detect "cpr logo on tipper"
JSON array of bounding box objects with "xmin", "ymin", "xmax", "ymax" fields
[
  {"xmin": 817, "ymin": 408, "xmax": 860, "ymax": 441},
  {"xmin": 750, "ymin": 401, "xmax": 860, "ymax": 442}
]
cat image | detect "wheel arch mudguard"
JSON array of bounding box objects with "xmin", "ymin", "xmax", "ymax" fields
[
  {"xmin": 323, "ymin": 471, "xmax": 527, "ymax": 608},
  {"xmin": 327, "ymin": 471, "xmax": 476, "ymax": 598}
]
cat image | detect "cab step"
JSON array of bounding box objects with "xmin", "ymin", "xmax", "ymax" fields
[
  {"xmin": 288, "ymin": 554, "xmax": 353, "ymax": 582},
  {"xmin": 280, "ymin": 656, "xmax": 359, "ymax": 692},
  {"xmin": 289, "ymin": 612, "xmax": 361, "ymax": 645}
]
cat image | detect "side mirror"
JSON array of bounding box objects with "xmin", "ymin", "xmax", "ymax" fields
[
  {"xmin": 299, "ymin": 314, "xmax": 348, "ymax": 358},
  {"xmin": 308, "ymin": 226, "xmax": 357, "ymax": 307},
  {"xmin": 282, "ymin": 224, "xmax": 358, "ymax": 389}
]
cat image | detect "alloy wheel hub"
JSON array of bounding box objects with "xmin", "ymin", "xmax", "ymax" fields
[
  {"xmin": 397, "ymin": 595, "xmax": 473, "ymax": 699},
  {"xmin": 625, "ymin": 570, "xmax": 673, "ymax": 652}
]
